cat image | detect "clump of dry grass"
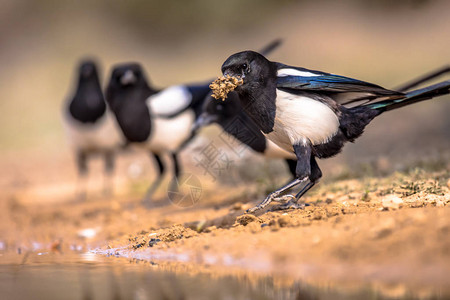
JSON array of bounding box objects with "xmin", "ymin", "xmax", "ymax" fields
[{"xmin": 209, "ymin": 75, "xmax": 243, "ymax": 101}]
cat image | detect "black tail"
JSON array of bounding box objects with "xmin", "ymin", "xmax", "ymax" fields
[
  {"xmin": 366, "ymin": 80, "xmax": 450, "ymax": 112},
  {"xmin": 259, "ymin": 39, "xmax": 283, "ymax": 56}
]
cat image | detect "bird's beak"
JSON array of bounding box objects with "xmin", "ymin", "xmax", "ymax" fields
[
  {"xmin": 120, "ymin": 70, "xmax": 137, "ymax": 85},
  {"xmin": 223, "ymin": 69, "xmax": 245, "ymax": 80},
  {"xmin": 191, "ymin": 112, "xmax": 219, "ymax": 133}
]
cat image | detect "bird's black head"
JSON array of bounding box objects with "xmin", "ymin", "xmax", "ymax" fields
[
  {"xmin": 79, "ymin": 60, "xmax": 99, "ymax": 80},
  {"xmin": 106, "ymin": 63, "xmax": 154, "ymax": 109},
  {"xmin": 204, "ymin": 91, "xmax": 241, "ymax": 121},
  {"xmin": 68, "ymin": 59, "xmax": 105, "ymax": 124},
  {"xmin": 193, "ymin": 92, "xmax": 242, "ymax": 132},
  {"xmin": 109, "ymin": 63, "xmax": 149, "ymax": 89},
  {"xmin": 221, "ymin": 51, "xmax": 274, "ymax": 92},
  {"xmin": 220, "ymin": 51, "xmax": 277, "ymax": 134}
]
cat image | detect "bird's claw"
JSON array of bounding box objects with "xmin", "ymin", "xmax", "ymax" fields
[
  {"xmin": 272, "ymin": 194, "xmax": 295, "ymax": 203},
  {"xmin": 246, "ymin": 192, "xmax": 294, "ymax": 214},
  {"xmin": 269, "ymin": 200, "xmax": 307, "ymax": 211}
]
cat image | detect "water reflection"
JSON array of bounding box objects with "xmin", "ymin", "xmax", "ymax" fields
[{"xmin": 0, "ymin": 251, "xmax": 447, "ymax": 300}]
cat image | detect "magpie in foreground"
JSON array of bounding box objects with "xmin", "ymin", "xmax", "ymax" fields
[
  {"xmin": 191, "ymin": 65, "xmax": 449, "ymax": 185},
  {"xmin": 106, "ymin": 63, "xmax": 212, "ymax": 202},
  {"xmin": 63, "ymin": 60, "xmax": 123, "ymax": 199},
  {"xmin": 193, "ymin": 91, "xmax": 298, "ymax": 177},
  {"xmin": 215, "ymin": 51, "xmax": 450, "ymax": 213}
]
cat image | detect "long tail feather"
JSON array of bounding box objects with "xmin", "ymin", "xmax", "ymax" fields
[
  {"xmin": 366, "ymin": 80, "xmax": 450, "ymax": 112},
  {"xmin": 259, "ymin": 39, "xmax": 283, "ymax": 56}
]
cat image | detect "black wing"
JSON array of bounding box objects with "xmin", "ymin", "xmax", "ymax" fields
[{"xmin": 276, "ymin": 64, "xmax": 403, "ymax": 106}]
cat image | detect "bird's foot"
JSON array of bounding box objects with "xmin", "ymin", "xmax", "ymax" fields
[
  {"xmin": 246, "ymin": 191, "xmax": 281, "ymax": 214},
  {"xmin": 269, "ymin": 200, "xmax": 308, "ymax": 211},
  {"xmin": 272, "ymin": 194, "xmax": 295, "ymax": 203}
]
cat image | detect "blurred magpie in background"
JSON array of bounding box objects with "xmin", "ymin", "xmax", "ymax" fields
[
  {"xmin": 105, "ymin": 40, "xmax": 283, "ymax": 203},
  {"xmin": 219, "ymin": 51, "xmax": 450, "ymax": 213},
  {"xmin": 63, "ymin": 60, "xmax": 123, "ymax": 199},
  {"xmin": 105, "ymin": 63, "xmax": 205, "ymax": 202},
  {"xmin": 193, "ymin": 92, "xmax": 298, "ymax": 177}
]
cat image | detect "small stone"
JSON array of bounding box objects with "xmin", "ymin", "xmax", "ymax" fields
[
  {"xmin": 436, "ymin": 200, "xmax": 445, "ymax": 207},
  {"xmin": 204, "ymin": 226, "xmax": 217, "ymax": 233},
  {"xmin": 381, "ymin": 195, "xmax": 403, "ymax": 210},
  {"xmin": 268, "ymin": 219, "xmax": 280, "ymax": 231},
  {"xmin": 231, "ymin": 202, "xmax": 243, "ymax": 210}
]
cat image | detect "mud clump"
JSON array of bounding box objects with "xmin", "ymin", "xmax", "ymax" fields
[
  {"xmin": 236, "ymin": 214, "xmax": 261, "ymax": 226},
  {"xmin": 277, "ymin": 215, "xmax": 291, "ymax": 227},
  {"xmin": 158, "ymin": 224, "xmax": 197, "ymax": 242},
  {"xmin": 210, "ymin": 75, "xmax": 243, "ymax": 101}
]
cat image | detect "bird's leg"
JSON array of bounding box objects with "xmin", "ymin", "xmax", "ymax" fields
[
  {"xmin": 271, "ymin": 156, "xmax": 322, "ymax": 211},
  {"xmin": 102, "ymin": 151, "xmax": 114, "ymax": 197},
  {"xmin": 75, "ymin": 150, "xmax": 88, "ymax": 201},
  {"xmin": 142, "ymin": 152, "xmax": 165, "ymax": 204},
  {"xmin": 268, "ymin": 158, "xmax": 300, "ymax": 203},
  {"xmin": 248, "ymin": 143, "xmax": 313, "ymax": 213},
  {"xmin": 168, "ymin": 152, "xmax": 181, "ymax": 193},
  {"xmin": 285, "ymin": 159, "xmax": 297, "ymax": 179}
]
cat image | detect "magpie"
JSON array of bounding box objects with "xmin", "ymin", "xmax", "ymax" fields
[
  {"xmin": 193, "ymin": 91, "xmax": 298, "ymax": 177},
  {"xmin": 63, "ymin": 60, "xmax": 123, "ymax": 199},
  {"xmin": 106, "ymin": 63, "xmax": 212, "ymax": 202},
  {"xmin": 191, "ymin": 65, "xmax": 449, "ymax": 185},
  {"xmin": 217, "ymin": 51, "xmax": 450, "ymax": 213}
]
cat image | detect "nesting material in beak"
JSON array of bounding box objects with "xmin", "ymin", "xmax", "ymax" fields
[{"xmin": 209, "ymin": 75, "xmax": 243, "ymax": 101}]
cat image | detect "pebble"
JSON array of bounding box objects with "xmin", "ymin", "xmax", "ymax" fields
[
  {"xmin": 77, "ymin": 228, "xmax": 98, "ymax": 239},
  {"xmin": 381, "ymin": 195, "xmax": 404, "ymax": 210}
]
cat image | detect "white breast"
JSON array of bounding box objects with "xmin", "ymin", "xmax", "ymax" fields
[
  {"xmin": 145, "ymin": 109, "xmax": 195, "ymax": 153},
  {"xmin": 148, "ymin": 85, "xmax": 192, "ymax": 116},
  {"xmin": 63, "ymin": 110, "xmax": 124, "ymax": 152},
  {"xmin": 264, "ymin": 90, "xmax": 339, "ymax": 152}
]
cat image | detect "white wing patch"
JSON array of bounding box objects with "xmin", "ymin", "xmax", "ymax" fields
[
  {"xmin": 277, "ymin": 68, "xmax": 321, "ymax": 78},
  {"xmin": 264, "ymin": 90, "xmax": 339, "ymax": 152},
  {"xmin": 148, "ymin": 85, "xmax": 192, "ymax": 116},
  {"xmin": 146, "ymin": 110, "xmax": 195, "ymax": 153}
]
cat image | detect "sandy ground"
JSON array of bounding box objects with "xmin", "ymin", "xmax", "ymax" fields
[{"xmin": 1, "ymin": 148, "xmax": 449, "ymax": 298}]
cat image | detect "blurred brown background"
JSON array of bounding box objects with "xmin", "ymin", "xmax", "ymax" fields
[{"xmin": 0, "ymin": 0, "xmax": 449, "ymax": 200}]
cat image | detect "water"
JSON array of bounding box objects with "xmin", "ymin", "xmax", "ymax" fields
[{"xmin": 0, "ymin": 250, "xmax": 447, "ymax": 300}]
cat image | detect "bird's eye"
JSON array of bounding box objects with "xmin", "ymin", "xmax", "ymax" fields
[{"xmin": 242, "ymin": 63, "xmax": 248, "ymax": 69}]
